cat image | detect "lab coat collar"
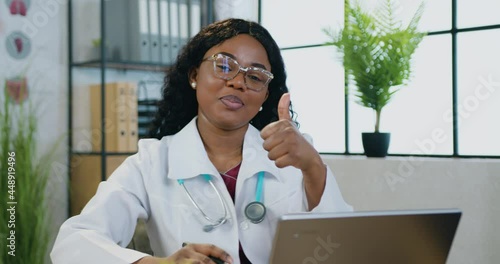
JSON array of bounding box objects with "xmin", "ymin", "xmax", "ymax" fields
[{"xmin": 166, "ymin": 117, "xmax": 281, "ymax": 182}]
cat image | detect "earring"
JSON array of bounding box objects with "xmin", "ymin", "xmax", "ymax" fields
[
  {"xmin": 191, "ymin": 82, "xmax": 197, "ymax": 89},
  {"xmin": 259, "ymin": 106, "xmax": 263, "ymax": 111}
]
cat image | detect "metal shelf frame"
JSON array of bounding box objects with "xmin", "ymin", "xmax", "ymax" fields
[{"xmin": 67, "ymin": 0, "xmax": 215, "ymax": 216}]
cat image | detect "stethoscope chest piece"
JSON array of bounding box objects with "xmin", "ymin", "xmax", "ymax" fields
[
  {"xmin": 244, "ymin": 201, "xmax": 266, "ymax": 224},
  {"xmin": 244, "ymin": 171, "xmax": 266, "ymax": 224}
]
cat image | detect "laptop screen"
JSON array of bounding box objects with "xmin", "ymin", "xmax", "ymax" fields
[{"xmin": 270, "ymin": 209, "xmax": 461, "ymax": 264}]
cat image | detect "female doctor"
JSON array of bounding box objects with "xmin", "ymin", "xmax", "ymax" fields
[{"xmin": 51, "ymin": 18, "xmax": 352, "ymax": 264}]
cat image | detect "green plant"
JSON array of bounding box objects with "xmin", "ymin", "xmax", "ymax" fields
[
  {"xmin": 325, "ymin": 0, "xmax": 426, "ymax": 132},
  {"xmin": 91, "ymin": 38, "xmax": 101, "ymax": 48},
  {"xmin": 0, "ymin": 84, "xmax": 57, "ymax": 264}
]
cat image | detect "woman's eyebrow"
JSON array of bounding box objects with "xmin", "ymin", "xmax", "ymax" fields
[
  {"xmin": 218, "ymin": 51, "xmax": 269, "ymax": 70},
  {"xmin": 251, "ymin": 62, "xmax": 268, "ymax": 70},
  {"xmin": 219, "ymin": 51, "xmax": 236, "ymax": 59}
]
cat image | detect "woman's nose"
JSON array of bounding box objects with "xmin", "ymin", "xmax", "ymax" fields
[{"xmin": 226, "ymin": 71, "xmax": 247, "ymax": 91}]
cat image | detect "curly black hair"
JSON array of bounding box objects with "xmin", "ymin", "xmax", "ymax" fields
[{"xmin": 148, "ymin": 18, "xmax": 298, "ymax": 139}]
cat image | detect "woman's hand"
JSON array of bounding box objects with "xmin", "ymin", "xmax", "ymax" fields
[
  {"xmin": 260, "ymin": 93, "xmax": 327, "ymax": 209},
  {"xmin": 134, "ymin": 243, "xmax": 233, "ymax": 264},
  {"xmin": 260, "ymin": 93, "xmax": 322, "ymax": 172}
]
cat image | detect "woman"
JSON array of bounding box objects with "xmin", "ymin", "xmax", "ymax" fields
[{"xmin": 51, "ymin": 18, "xmax": 352, "ymax": 264}]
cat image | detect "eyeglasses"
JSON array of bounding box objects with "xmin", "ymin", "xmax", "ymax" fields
[{"xmin": 203, "ymin": 53, "xmax": 274, "ymax": 92}]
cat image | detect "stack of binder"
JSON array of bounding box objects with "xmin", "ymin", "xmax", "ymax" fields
[
  {"xmin": 105, "ymin": 0, "xmax": 202, "ymax": 64},
  {"xmin": 89, "ymin": 82, "xmax": 139, "ymax": 153}
]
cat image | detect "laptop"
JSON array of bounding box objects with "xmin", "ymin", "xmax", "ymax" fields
[{"xmin": 269, "ymin": 208, "xmax": 461, "ymax": 264}]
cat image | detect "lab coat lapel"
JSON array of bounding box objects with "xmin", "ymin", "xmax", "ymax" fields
[
  {"xmin": 166, "ymin": 117, "xmax": 219, "ymax": 180},
  {"xmin": 238, "ymin": 124, "xmax": 282, "ymax": 181},
  {"xmin": 236, "ymin": 125, "xmax": 284, "ymax": 208},
  {"xmin": 166, "ymin": 118, "xmax": 287, "ymax": 207}
]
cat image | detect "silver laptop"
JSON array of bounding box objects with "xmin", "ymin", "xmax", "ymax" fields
[{"xmin": 270, "ymin": 208, "xmax": 461, "ymax": 264}]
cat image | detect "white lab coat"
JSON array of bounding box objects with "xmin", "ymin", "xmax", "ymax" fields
[{"xmin": 51, "ymin": 117, "xmax": 352, "ymax": 264}]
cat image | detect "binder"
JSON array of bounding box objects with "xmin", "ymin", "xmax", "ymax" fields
[
  {"xmin": 126, "ymin": 82, "xmax": 139, "ymax": 152},
  {"xmin": 160, "ymin": 0, "xmax": 172, "ymax": 64},
  {"xmin": 116, "ymin": 83, "xmax": 128, "ymax": 152},
  {"xmin": 179, "ymin": 0, "xmax": 189, "ymax": 48},
  {"xmin": 90, "ymin": 82, "xmax": 129, "ymax": 152},
  {"xmin": 127, "ymin": 0, "xmax": 151, "ymax": 62},
  {"xmin": 140, "ymin": 0, "xmax": 151, "ymax": 62},
  {"xmin": 90, "ymin": 84, "xmax": 102, "ymax": 151},
  {"xmin": 149, "ymin": 0, "xmax": 161, "ymax": 63},
  {"xmin": 169, "ymin": 0, "xmax": 180, "ymax": 60},
  {"xmin": 189, "ymin": 0, "xmax": 201, "ymax": 38}
]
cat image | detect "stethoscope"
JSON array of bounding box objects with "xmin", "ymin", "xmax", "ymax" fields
[{"xmin": 177, "ymin": 171, "xmax": 266, "ymax": 232}]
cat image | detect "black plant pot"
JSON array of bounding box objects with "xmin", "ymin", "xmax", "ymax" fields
[{"xmin": 362, "ymin": 132, "xmax": 391, "ymax": 157}]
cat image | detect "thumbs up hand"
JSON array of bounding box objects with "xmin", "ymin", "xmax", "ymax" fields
[
  {"xmin": 277, "ymin": 92, "xmax": 292, "ymax": 121},
  {"xmin": 261, "ymin": 93, "xmax": 327, "ymax": 209},
  {"xmin": 260, "ymin": 93, "xmax": 322, "ymax": 172}
]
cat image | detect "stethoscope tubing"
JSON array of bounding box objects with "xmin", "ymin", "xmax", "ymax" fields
[
  {"xmin": 178, "ymin": 175, "xmax": 229, "ymax": 224},
  {"xmin": 255, "ymin": 171, "xmax": 264, "ymax": 202},
  {"xmin": 178, "ymin": 171, "xmax": 266, "ymax": 231}
]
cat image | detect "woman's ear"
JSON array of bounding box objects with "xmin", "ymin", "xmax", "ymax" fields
[
  {"xmin": 259, "ymin": 91, "xmax": 269, "ymax": 111},
  {"xmin": 188, "ymin": 68, "xmax": 198, "ymax": 89}
]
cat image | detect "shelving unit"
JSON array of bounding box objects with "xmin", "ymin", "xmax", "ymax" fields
[
  {"xmin": 71, "ymin": 60, "xmax": 171, "ymax": 72},
  {"xmin": 67, "ymin": 0, "xmax": 214, "ymax": 216}
]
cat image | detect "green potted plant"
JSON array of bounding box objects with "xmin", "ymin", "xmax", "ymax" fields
[
  {"xmin": 325, "ymin": 0, "xmax": 426, "ymax": 157},
  {"xmin": 90, "ymin": 38, "xmax": 112, "ymax": 61},
  {"xmin": 1, "ymin": 81, "xmax": 57, "ymax": 264}
]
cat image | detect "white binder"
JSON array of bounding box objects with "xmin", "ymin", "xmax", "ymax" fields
[
  {"xmin": 149, "ymin": 0, "xmax": 161, "ymax": 63},
  {"xmin": 179, "ymin": 0, "xmax": 189, "ymax": 48},
  {"xmin": 127, "ymin": 0, "xmax": 151, "ymax": 62},
  {"xmin": 160, "ymin": 0, "xmax": 172, "ymax": 65},
  {"xmin": 169, "ymin": 0, "xmax": 180, "ymax": 60},
  {"xmin": 190, "ymin": 0, "xmax": 201, "ymax": 38}
]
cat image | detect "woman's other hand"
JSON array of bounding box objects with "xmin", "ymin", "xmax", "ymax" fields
[{"xmin": 134, "ymin": 243, "xmax": 233, "ymax": 264}]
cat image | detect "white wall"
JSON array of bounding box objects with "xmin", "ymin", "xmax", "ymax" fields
[
  {"xmin": 0, "ymin": 0, "xmax": 69, "ymax": 263},
  {"xmin": 214, "ymin": 0, "xmax": 258, "ymax": 21},
  {"xmin": 323, "ymin": 155, "xmax": 500, "ymax": 264}
]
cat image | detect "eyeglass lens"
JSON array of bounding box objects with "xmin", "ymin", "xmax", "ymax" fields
[{"xmin": 213, "ymin": 55, "xmax": 270, "ymax": 91}]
